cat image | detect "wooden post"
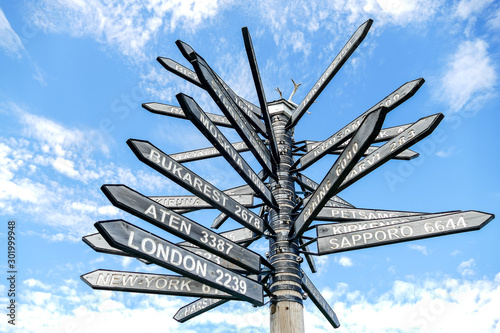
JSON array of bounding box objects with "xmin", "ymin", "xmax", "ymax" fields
[{"xmin": 268, "ymin": 100, "xmax": 305, "ymax": 333}]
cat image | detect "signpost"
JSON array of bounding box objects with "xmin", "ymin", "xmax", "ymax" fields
[{"xmin": 82, "ymin": 19, "xmax": 495, "ymax": 333}]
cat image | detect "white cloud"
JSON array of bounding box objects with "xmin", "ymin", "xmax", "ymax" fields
[
  {"xmin": 408, "ymin": 244, "xmax": 429, "ymax": 255},
  {"xmin": 436, "ymin": 39, "xmax": 497, "ymax": 113},
  {"xmin": 0, "ymin": 103, "xmax": 175, "ymax": 241},
  {"xmin": 455, "ymin": 0, "xmax": 494, "ymax": 19},
  {"xmin": 458, "ymin": 258, "xmax": 475, "ymax": 277},
  {"xmin": 28, "ymin": 0, "xmax": 233, "ymax": 61},
  {"xmin": 0, "ymin": 8, "xmax": 25, "ymax": 58},
  {"xmin": 487, "ymin": 7, "xmax": 500, "ymax": 30},
  {"xmin": 335, "ymin": 255, "xmax": 353, "ymax": 267}
]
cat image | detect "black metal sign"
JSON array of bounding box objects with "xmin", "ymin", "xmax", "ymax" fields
[
  {"xmin": 176, "ymin": 93, "xmax": 277, "ymax": 209},
  {"xmin": 337, "ymin": 113, "xmax": 444, "ymax": 192},
  {"xmin": 143, "ymin": 102, "xmax": 232, "ymax": 128},
  {"xmin": 150, "ymin": 194, "xmax": 253, "ymax": 210},
  {"xmin": 292, "ymin": 107, "xmax": 386, "ymax": 238},
  {"xmin": 101, "ymin": 185, "xmax": 262, "ymax": 273},
  {"xmin": 174, "ymin": 298, "xmax": 229, "ymax": 323},
  {"xmin": 286, "ymin": 19, "xmax": 373, "ymax": 129},
  {"xmin": 302, "ymin": 142, "xmax": 418, "ymax": 160},
  {"xmin": 189, "ymin": 53, "xmax": 276, "ymax": 175},
  {"xmin": 95, "ymin": 220, "xmax": 264, "ymax": 305},
  {"xmin": 128, "ymin": 139, "xmax": 265, "ymax": 235},
  {"xmin": 242, "ymin": 26, "xmax": 279, "ymax": 162},
  {"xmin": 81, "ymin": 269, "xmax": 236, "ymax": 299},
  {"xmin": 316, "ymin": 212, "xmax": 460, "ymax": 237},
  {"xmin": 301, "ymin": 271, "xmax": 340, "ymax": 328},
  {"xmin": 293, "ymin": 78, "xmax": 425, "ymax": 170},
  {"xmin": 314, "ymin": 207, "xmax": 427, "ymax": 221},
  {"xmin": 317, "ymin": 211, "xmax": 494, "ymax": 255},
  {"xmin": 169, "ymin": 141, "xmax": 249, "ymax": 163}
]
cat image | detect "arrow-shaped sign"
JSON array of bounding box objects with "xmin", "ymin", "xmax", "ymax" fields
[
  {"xmin": 242, "ymin": 26, "xmax": 279, "ymax": 162},
  {"xmin": 143, "ymin": 102, "xmax": 233, "ymax": 128},
  {"xmin": 316, "ymin": 212, "xmax": 460, "ymax": 237},
  {"xmin": 336, "ymin": 113, "xmax": 444, "ymax": 192},
  {"xmin": 314, "ymin": 207, "xmax": 427, "ymax": 222},
  {"xmin": 128, "ymin": 139, "xmax": 264, "ymax": 234},
  {"xmin": 286, "ymin": 19, "xmax": 373, "ymax": 129},
  {"xmin": 177, "ymin": 93, "xmax": 278, "ymax": 209},
  {"xmin": 317, "ymin": 211, "xmax": 494, "ymax": 255},
  {"xmin": 291, "ymin": 107, "xmax": 387, "ymax": 238},
  {"xmin": 174, "ymin": 298, "xmax": 229, "ymax": 323},
  {"xmin": 81, "ymin": 269, "xmax": 236, "ymax": 299},
  {"xmin": 300, "ymin": 143, "xmax": 418, "ymax": 161},
  {"xmin": 293, "ymin": 78, "xmax": 425, "ymax": 170},
  {"xmin": 190, "ymin": 54, "xmax": 276, "ymax": 176},
  {"xmin": 95, "ymin": 220, "xmax": 264, "ymax": 305},
  {"xmin": 101, "ymin": 185, "xmax": 262, "ymax": 273},
  {"xmin": 150, "ymin": 194, "xmax": 254, "ymax": 210},
  {"xmin": 301, "ymin": 271, "xmax": 340, "ymax": 328},
  {"xmin": 168, "ymin": 141, "xmax": 249, "ymax": 163}
]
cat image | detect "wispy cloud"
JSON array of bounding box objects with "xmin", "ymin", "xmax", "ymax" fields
[
  {"xmin": 408, "ymin": 244, "xmax": 429, "ymax": 255},
  {"xmin": 454, "ymin": 0, "xmax": 494, "ymax": 19},
  {"xmin": 457, "ymin": 258, "xmax": 475, "ymax": 277},
  {"xmin": 0, "ymin": 8, "xmax": 25, "ymax": 58},
  {"xmin": 436, "ymin": 39, "xmax": 497, "ymax": 114},
  {"xmin": 335, "ymin": 255, "xmax": 353, "ymax": 267},
  {"xmin": 28, "ymin": 0, "xmax": 233, "ymax": 62},
  {"xmin": 0, "ymin": 103, "xmax": 174, "ymax": 241}
]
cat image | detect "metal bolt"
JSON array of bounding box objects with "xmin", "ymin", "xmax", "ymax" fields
[
  {"xmin": 302, "ymin": 293, "xmax": 308, "ymax": 300},
  {"xmin": 296, "ymin": 256, "xmax": 303, "ymax": 263}
]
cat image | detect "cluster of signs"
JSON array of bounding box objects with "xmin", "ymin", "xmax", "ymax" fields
[{"xmin": 81, "ymin": 19, "xmax": 494, "ymax": 330}]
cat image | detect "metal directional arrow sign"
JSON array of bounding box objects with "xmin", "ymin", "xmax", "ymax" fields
[
  {"xmin": 150, "ymin": 194, "xmax": 254, "ymax": 210},
  {"xmin": 287, "ymin": 19, "xmax": 373, "ymax": 129},
  {"xmin": 292, "ymin": 107, "xmax": 387, "ymax": 238},
  {"xmin": 95, "ymin": 220, "xmax": 264, "ymax": 305},
  {"xmin": 293, "ymin": 78, "xmax": 424, "ymax": 170},
  {"xmin": 143, "ymin": 102, "xmax": 233, "ymax": 128},
  {"xmin": 301, "ymin": 271, "xmax": 340, "ymax": 329},
  {"xmin": 315, "ymin": 207, "xmax": 427, "ymax": 222},
  {"xmin": 242, "ymin": 26, "xmax": 280, "ymax": 163},
  {"xmin": 316, "ymin": 212, "xmax": 460, "ymax": 237},
  {"xmin": 101, "ymin": 185, "xmax": 263, "ymax": 273},
  {"xmin": 294, "ymin": 173, "xmax": 354, "ymax": 208},
  {"xmin": 176, "ymin": 93, "xmax": 278, "ymax": 209},
  {"xmin": 190, "ymin": 52, "xmax": 276, "ymax": 175},
  {"xmin": 128, "ymin": 139, "xmax": 264, "ymax": 233},
  {"xmin": 174, "ymin": 298, "xmax": 229, "ymax": 323},
  {"xmin": 81, "ymin": 269, "xmax": 236, "ymax": 299},
  {"xmin": 168, "ymin": 141, "xmax": 250, "ymax": 163},
  {"xmin": 317, "ymin": 211, "xmax": 494, "ymax": 255}
]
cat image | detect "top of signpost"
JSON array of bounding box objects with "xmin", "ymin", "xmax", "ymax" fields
[{"xmin": 268, "ymin": 99, "xmax": 296, "ymax": 117}]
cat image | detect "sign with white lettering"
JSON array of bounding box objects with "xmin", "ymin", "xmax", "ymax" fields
[
  {"xmin": 95, "ymin": 220, "xmax": 264, "ymax": 305},
  {"xmin": 317, "ymin": 211, "xmax": 494, "ymax": 254},
  {"xmin": 150, "ymin": 194, "xmax": 254, "ymax": 210},
  {"xmin": 81, "ymin": 269, "xmax": 236, "ymax": 299},
  {"xmin": 143, "ymin": 102, "xmax": 233, "ymax": 128},
  {"xmin": 295, "ymin": 173, "xmax": 354, "ymax": 208},
  {"xmin": 242, "ymin": 27, "xmax": 279, "ymax": 162},
  {"xmin": 316, "ymin": 212, "xmax": 460, "ymax": 237},
  {"xmin": 128, "ymin": 139, "xmax": 265, "ymax": 235},
  {"xmin": 301, "ymin": 271, "xmax": 340, "ymax": 328},
  {"xmin": 315, "ymin": 207, "xmax": 426, "ymax": 221},
  {"xmin": 176, "ymin": 93, "xmax": 278, "ymax": 209},
  {"xmin": 292, "ymin": 107, "xmax": 387, "ymax": 238},
  {"xmin": 287, "ymin": 19, "xmax": 373, "ymax": 130},
  {"xmin": 293, "ymin": 78, "xmax": 425, "ymax": 170},
  {"xmin": 180, "ymin": 246, "xmax": 248, "ymax": 273},
  {"xmin": 169, "ymin": 141, "xmax": 250, "ymax": 163},
  {"xmin": 190, "ymin": 53, "xmax": 276, "ymax": 175},
  {"xmin": 174, "ymin": 298, "xmax": 229, "ymax": 323},
  {"xmin": 336, "ymin": 113, "xmax": 444, "ymax": 192},
  {"xmin": 178, "ymin": 227, "xmax": 255, "ymax": 246},
  {"xmin": 302, "ymin": 143, "xmax": 418, "ymax": 160},
  {"xmin": 101, "ymin": 185, "xmax": 262, "ymax": 273}
]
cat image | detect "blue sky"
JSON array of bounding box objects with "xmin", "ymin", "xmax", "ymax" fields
[{"xmin": 0, "ymin": 0, "xmax": 499, "ymax": 332}]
